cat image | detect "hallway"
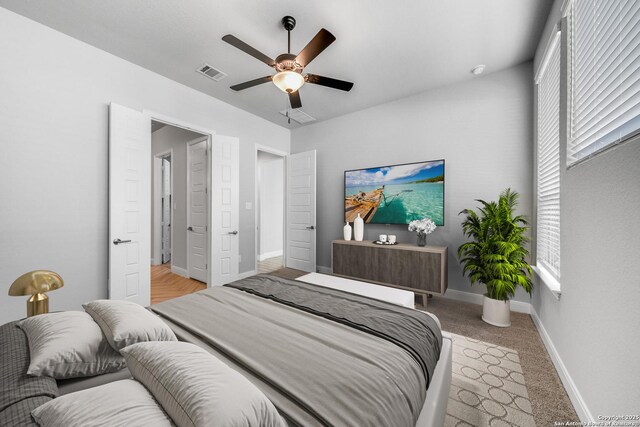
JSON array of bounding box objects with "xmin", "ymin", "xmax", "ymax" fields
[{"xmin": 151, "ymin": 263, "xmax": 206, "ymax": 305}]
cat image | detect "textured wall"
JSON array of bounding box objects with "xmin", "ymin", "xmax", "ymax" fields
[
  {"xmin": 0, "ymin": 8, "xmax": 289, "ymax": 324},
  {"xmin": 291, "ymin": 63, "xmax": 534, "ymax": 302}
]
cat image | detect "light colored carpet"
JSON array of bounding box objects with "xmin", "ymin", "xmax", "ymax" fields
[{"xmin": 446, "ymin": 334, "xmax": 536, "ymax": 427}]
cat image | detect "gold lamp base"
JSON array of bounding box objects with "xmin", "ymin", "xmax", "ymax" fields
[{"xmin": 27, "ymin": 293, "xmax": 49, "ymax": 317}]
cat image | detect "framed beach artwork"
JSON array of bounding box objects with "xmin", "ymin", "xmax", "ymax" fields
[{"xmin": 344, "ymin": 159, "xmax": 445, "ymax": 225}]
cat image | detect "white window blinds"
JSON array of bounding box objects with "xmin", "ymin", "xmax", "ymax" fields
[
  {"xmin": 536, "ymin": 34, "xmax": 561, "ymax": 279},
  {"xmin": 568, "ymin": 0, "xmax": 640, "ymax": 165}
]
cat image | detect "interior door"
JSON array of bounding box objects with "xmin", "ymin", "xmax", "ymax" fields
[
  {"xmin": 108, "ymin": 103, "xmax": 151, "ymax": 306},
  {"xmin": 161, "ymin": 158, "xmax": 171, "ymax": 264},
  {"xmin": 211, "ymin": 135, "xmax": 239, "ymax": 285},
  {"xmin": 188, "ymin": 138, "xmax": 208, "ymax": 283},
  {"xmin": 285, "ymin": 150, "xmax": 317, "ymax": 272}
]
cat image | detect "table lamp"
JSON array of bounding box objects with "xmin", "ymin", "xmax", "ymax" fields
[{"xmin": 8, "ymin": 270, "xmax": 64, "ymax": 317}]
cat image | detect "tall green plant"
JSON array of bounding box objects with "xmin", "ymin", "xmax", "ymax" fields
[{"xmin": 457, "ymin": 189, "xmax": 533, "ymax": 301}]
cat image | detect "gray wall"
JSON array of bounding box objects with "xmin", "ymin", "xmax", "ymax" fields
[
  {"xmin": 151, "ymin": 125, "xmax": 204, "ymax": 270},
  {"xmin": 291, "ymin": 63, "xmax": 534, "ymax": 302},
  {"xmin": 0, "ymin": 8, "xmax": 289, "ymax": 324},
  {"xmin": 530, "ymin": 0, "xmax": 640, "ymax": 416}
]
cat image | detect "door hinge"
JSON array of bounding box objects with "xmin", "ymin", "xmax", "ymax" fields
[{"xmin": 205, "ymin": 263, "xmax": 208, "ymax": 270}]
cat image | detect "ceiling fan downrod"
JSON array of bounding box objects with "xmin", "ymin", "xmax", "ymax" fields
[{"xmin": 281, "ymin": 16, "xmax": 296, "ymax": 54}]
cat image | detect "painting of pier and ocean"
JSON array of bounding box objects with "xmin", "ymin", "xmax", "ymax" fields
[{"xmin": 344, "ymin": 160, "xmax": 445, "ymax": 225}]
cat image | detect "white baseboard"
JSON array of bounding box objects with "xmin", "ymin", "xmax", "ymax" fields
[
  {"xmin": 316, "ymin": 265, "xmax": 332, "ymax": 274},
  {"xmin": 171, "ymin": 265, "xmax": 188, "ymax": 278},
  {"xmin": 258, "ymin": 250, "xmax": 283, "ymax": 262},
  {"xmin": 530, "ymin": 307, "xmax": 593, "ymax": 423},
  {"xmin": 237, "ymin": 270, "xmax": 256, "ymax": 280},
  {"xmin": 441, "ymin": 288, "xmax": 532, "ymax": 314}
]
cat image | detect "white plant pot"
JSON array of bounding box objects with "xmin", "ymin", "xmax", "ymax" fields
[{"xmin": 482, "ymin": 295, "xmax": 511, "ymax": 327}]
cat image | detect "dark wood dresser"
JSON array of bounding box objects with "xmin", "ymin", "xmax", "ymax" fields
[{"xmin": 331, "ymin": 240, "xmax": 448, "ymax": 300}]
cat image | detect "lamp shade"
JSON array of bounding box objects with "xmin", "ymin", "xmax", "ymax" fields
[
  {"xmin": 272, "ymin": 71, "xmax": 305, "ymax": 93},
  {"xmin": 9, "ymin": 270, "xmax": 64, "ymax": 296}
]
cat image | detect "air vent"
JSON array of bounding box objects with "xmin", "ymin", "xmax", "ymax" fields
[
  {"xmin": 197, "ymin": 64, "xmax": 227, "ymax": 81},
  {"xmin": 279, "ymin": 109, "xmax": 316, "ymax": 124}
]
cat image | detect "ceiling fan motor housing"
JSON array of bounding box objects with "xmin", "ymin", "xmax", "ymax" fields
[{"xmin": 275, "ymin": 53, "xmax": 303, "ymax": 73}]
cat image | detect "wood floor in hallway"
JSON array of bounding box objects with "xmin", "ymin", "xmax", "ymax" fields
[{"xmin": 151, "ymin": 263, "xmax": 206, "ymax": 305}]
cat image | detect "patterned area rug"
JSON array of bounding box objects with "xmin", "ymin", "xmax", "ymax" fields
[{"xmin": 446, "ymin": 334, "xmax": 536, "ymax": 427}]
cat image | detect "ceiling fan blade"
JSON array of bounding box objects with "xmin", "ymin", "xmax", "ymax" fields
[
  {"xmin": 295, "ymin": 28, "xmax": 336, "ymax": 67},
  {"xmin": 288, "ymin": 90, "xmax": 302, "ymax": 109},
  {"xmin": 230, "ymin": 76, "xmax": 273, "ymax": 91},
  {"xmin": 306, "ymin": 74, "xmax": 354, "ymax": 92},
  {"xmin": 222, "ymin": 34, "xmax": 275, "ymax": 67}
]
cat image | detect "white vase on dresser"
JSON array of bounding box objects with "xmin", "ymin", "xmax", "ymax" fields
[
  {"xmin": 343, "ymin": 221, "xmax": 352, "ymax": 241},
  {"xmin": 354, "ymin": 214, "xmax": 364, "ymax": 241}
]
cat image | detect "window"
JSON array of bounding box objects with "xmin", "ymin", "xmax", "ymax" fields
[
  {"xmin": 568, "ymin": 0, "xmax": 640, "ymax": 165},
  {"xmin": 536, "ymin": 31, "xmax": 562, "ymax": 283}
]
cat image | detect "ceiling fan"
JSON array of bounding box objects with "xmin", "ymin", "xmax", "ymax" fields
[{"xmin": 222, "ymin": 16, "xmax": 354, "ymax": 114}]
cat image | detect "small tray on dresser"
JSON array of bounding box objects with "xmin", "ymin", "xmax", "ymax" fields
[{"xmin": 372, "ymin": 240, "xmax": 398, "ymax": 245}]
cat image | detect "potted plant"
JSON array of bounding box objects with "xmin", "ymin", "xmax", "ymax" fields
[{"xmin": 457, "ymin": 189, "xmax": 532, "ymax": 327}]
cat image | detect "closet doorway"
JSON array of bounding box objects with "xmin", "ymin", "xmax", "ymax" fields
[{"xmin": 255, "ymin": 145, "xmax": 287, "ymax": 274}]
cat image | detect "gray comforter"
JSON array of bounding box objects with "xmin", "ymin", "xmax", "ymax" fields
[{"xmin": 151, "ymin": 275, "xmax": 442, "ymax": 427}]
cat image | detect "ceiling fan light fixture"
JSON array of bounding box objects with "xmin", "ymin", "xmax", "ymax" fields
[{"xmin": 272, "ymin": 71, "xmax": 305, "ymax": 93}]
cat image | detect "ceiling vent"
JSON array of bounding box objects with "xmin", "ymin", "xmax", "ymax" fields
[
  {"xmin": 197, "ymin": 64, "xmax": 227, "ymax": 81},
  {"xmin": 279, "ymin": 108, "xmax": 316, "ymax": 124}
]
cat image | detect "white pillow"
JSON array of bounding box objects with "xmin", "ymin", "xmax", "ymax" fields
[
  {"xmin": 31, "ymin": 379, "xmax": 175, "ymax": 427},
  {"xmin": 121, "ymin": 341, "xmax": 285, "ymax": 427},
  {"xmin": 17, "ymin": 311, "xmax": 125, "ymax": 379},
  {"xmin": 83, "ymin": 299, "xmax": 177, "ymax": 351}
]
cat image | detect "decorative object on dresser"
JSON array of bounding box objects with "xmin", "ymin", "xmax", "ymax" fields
[
  {"xmin": 457, "ymin": 189, "xmax": 533, "ymax": 327},
  {"xmin": 408, "ymin": 217, "xmax": 437, "ymax": 247},
  {"xmin": 353, "ymin": 213, "xmax": 364, "ymax": 241},
  {"xmin": 343, "ymin": 221, "xmax": 352, "ymax": 241},
  {"xmin": 332, "ymin": 240, "xmax": 447, "ymax": 306},
  {"xmin": 8, "ymin": 270, "xmax": 64, "ymax": 317}
]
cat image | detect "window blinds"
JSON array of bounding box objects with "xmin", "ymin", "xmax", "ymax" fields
[
  {"xmin": 536, "ymin": 35, "xmax": 561, "ymax": 279},
  {"xmin": 568, "ymin": 0, "xmax": 640, "ymax": 165}
]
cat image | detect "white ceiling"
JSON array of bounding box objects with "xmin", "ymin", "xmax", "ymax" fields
[{"xmin": 1, "ymin": 0, "xmax": 552, "ymax": 128}]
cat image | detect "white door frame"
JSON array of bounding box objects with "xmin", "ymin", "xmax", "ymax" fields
[
  {"xmin": 144, "ymin": 110, "xmax": 215, "ymax": 287},
  {"xmin": 186, "ymin": 136, "xmax": 210, "ymax": 283},
  {"xmin": 254, "ymin": 144, "xmax": 288, "ymax": 274},
  {"xmin": 152, "ymin": 148, "xmax": 173, "ymax": 266}
]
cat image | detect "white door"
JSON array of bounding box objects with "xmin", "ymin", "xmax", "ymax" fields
[
  {"xmin": 109, "ymin": 103, "xmax": 151, "ymax": 306},
  {"xmin": 187, "ymin": 138, "xmax": 208, "ymax": 283},
  {"xmin": 285, "ymin": 150, "xmax": 316, "ymax": 272},
  {"xmin": 161, "ymin": 158, "xmax": 171, "ymax": 264},
  {"xmin": 211, "ymin": 135, "xmax": 239, "ymax": 285}
]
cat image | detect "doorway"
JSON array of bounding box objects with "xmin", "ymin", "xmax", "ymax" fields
[
  {"xmin": 151, "ymin": 121, "xmax": 208, "ymax": 301},
  {"xmin": 255, "ymin": 146, "xmax": 286, "ymax": 274}
]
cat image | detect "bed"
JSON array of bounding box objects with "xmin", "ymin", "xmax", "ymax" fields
[
  {"xmin": 151, "ymin": 273, "xmax": 452, "ymax": 427},
  {"xmin": 1, "ymin": 273, "xmax": 451, "ymax": 427}
]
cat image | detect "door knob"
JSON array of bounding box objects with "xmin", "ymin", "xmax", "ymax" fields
[
  {"xmin": 228, "ymin": 230, "xmax": 239, "ymax": 235},
  {"xmin": 187, "ymin": 226, "xmax": 193, "ymax": 231},
  {"xmin": 113, "ymin": 238, "xmax": 132, "ymax": 245},
  {"xmin": 306, "ymin": 226, "xmax": 316, "ymax": 230}
]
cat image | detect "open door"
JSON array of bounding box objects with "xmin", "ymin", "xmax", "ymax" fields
[
  {"xmin": 187, "ymin": 138, "xmax": 208, "ymax": 282},
  {"xmin": 161, "ymin": 158, "xmax": 171, "ymax": 264},
  {"xmin": 285, "ymin": 150, "xmax": 317, "ymax": 272},
  {"xmin": 211, "ymin": 135, "xmax": 239, "ymax": 285},
  {"xmin": 109, "ymin": 103, "xmax": 151, "ymax": 306}
]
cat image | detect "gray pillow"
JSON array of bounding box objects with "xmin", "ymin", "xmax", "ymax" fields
[
  {"xmin": 17, "ymin": 311, "xmax": 125, "ymax": 379},
  {"xmin": 83, "ymin": 300, "xmax": 177, "ymax": 351},
  {"xmin": 121, "ymin": 341, "xmax": 285, "ymax": 427},
  {"xmin": 31, "ymin": 379, "xmax": 175, "ymax": 427}
]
